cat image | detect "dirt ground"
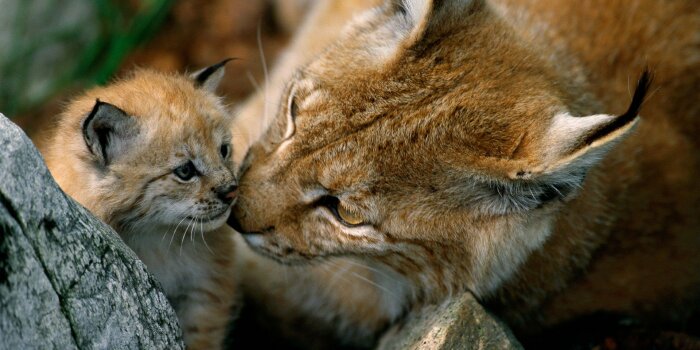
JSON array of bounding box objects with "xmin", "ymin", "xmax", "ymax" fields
[{"xmin": 16, "ymin": 0, "xmax": 289, "ymax": 145}]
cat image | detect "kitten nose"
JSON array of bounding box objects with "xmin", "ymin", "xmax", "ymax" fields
[{"xmin": 215, "ymin": 183, "xmax": 238, "ymax": 204}]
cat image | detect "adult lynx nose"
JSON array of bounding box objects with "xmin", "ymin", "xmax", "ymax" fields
[{"xmin": 215, "ymin": 183, "xmax": 238, "ymax": 204}]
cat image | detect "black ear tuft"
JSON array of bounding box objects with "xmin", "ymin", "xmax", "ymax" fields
[
  {"xmin": 82, "ymin": 99, "xmax": 137, "ymax": 166},
  {"xmin": 192, "ymin": 58, "xmax": 235, "ymax": 90},
  {"xmin": 623, "ymin": 68, "xmax": 654, "ymax": 120},
  {"xmin": 584, "ymin": 69, "xmax": 653, "ymax": 145}
]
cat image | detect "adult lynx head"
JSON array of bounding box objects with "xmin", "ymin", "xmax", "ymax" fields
[
  {"xmin": 47, "ymin": 61, "xmax": 239, "ymax": 235},
  {"xmin": 231, "ymin": 0, "xmax": 650, "ymax": 297}
]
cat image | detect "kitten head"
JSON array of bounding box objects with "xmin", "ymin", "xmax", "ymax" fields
[
  {"xmin": 48, "ymin": 61, "xmax": 239, "ymax": 236},
  {"xmin": 231, "ymin": 0, "xmax": 649, "ymax": 297}
]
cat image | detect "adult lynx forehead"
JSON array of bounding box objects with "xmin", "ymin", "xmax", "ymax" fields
[{"xmin": 233, "ymin": 0, "xmax": 648, "ymax": 294}]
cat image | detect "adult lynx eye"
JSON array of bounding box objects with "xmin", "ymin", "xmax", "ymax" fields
[
  {"xmin": 220, "ymin": 143, "xmax": 230, "ymax": 159},
  {"xmin": 174, "ymin": 161, "xmax": 198, "ymax": 181},
  {"xmin": 317, "ymin": 195, "xmax": 366, "ymax": 227},
  {"xmin": 337, "ymin": 204, "xmax": 364, "ymax": 226}
]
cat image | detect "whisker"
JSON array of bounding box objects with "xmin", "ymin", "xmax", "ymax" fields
[
  {"xmin": 201, "ymin": 224, "xmax": 214, "ymax": 255},
  {"xmin": 168, "ymin": 216, "xmax": 188, "ymax": 251},
  {"xmin": 199, "ymin": 216, "xmax": 204, "ymax": 238},
  {"xmin": 343, "ymin": 258, "xmax": 397, "ymax": 283},
  {"xmin": 180, "ymin": 220, "xmax": 193, "ymax": 256},
  {"xmin": 246, "ymin": 71, "xmax": 262, "ymax": 93},
  {"xmin": 165, "ymin": 203, "xmax": 195, "ymax": 248},
  {"xmin": 190, "ymin": 217, "xmax": 196, "ymax": 244},
  {"xmin": 644, "ymin": 85, "xmax": 663, "ymax": 105},
  {"xmin": 349, "ymin": 271, "xmax": 396, "ymax": 298},
  {"xmin": 257, "ymin": 20, "xmax": 270, "ymax": 133},
  {"xmin": 192, "ymin": 219, "xmax": 204, "ymax": 252},
  {"xmin": 528, "ymin": 185, "xmax": 537, "ymax": 202},
  {"xmin": 549, "ymin": 184, "xmax": 564, "ymax": 198},
  {"xmin": 161, "ymin": 223, "xmax": 173, "ymax": 242},
  {"xmin": 325, "ymin": 260, "xmax": 354, "ymax": 291}
]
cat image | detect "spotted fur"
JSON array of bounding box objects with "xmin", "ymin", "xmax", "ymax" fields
[{"xmin": 45, "ymin": 66, "xmax": 241, "ymax": 350}]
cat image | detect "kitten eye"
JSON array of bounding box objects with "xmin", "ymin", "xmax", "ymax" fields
[
  {"xmin": 318, "ymin": 195, "xmax": 366, "ymax": 227},
  {"xmin": 220, "ymin": 143, "xmax": 230, "ymax": 159},
  {"xmin": 174, "ymin": 161, "xmax": 198, "ymax": 182}
]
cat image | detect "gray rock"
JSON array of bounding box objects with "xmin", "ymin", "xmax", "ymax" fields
[
  {"xmin": 0, "ymin": 114, "xmax": 184, "ymax": 350},
  {"xmin": 377, "ymin": 292, "xmax": 523, "ymax": 350}
]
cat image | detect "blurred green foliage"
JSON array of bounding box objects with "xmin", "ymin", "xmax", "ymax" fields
[{"xmin": 0, "ymin": 0, "xmax": 173, "ymax": 117}]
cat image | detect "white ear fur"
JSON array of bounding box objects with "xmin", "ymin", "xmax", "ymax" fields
[
  {"xmin": 539, "ymin": 69, "xmax": 652, "ymax": 176},
  {"xmin": 476, "ymin": 112, "xmax": 640, "ymax": 215},
  {"xmin": 392, "ymin": 0, "xmax": 433, "ymax": 43},
  {"xmin": 538, "ymin": 112, "xmax": 639, "ymax": 174},
  {"xmin": 396, "ymin": 0, "xmax": 430, "ymax": 23},
  {"xmin": 390, "ymin": 0, "xmax": 478, "ymax": 46},
  {"xmin": 481, "ymin": 71, "xmax": 652, "ymax": 213}
]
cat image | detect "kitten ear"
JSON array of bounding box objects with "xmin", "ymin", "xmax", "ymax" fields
[
  {"xmin": 82, "ymin": 99, "xmax": 139, "ymax": 166},
  {"xmin": 484, "ymin": 71, "xmax": 652, "ymax": 213},
  {"xmin": 191, "ymin": 58, "xmax": 234, "ymax": 92}
]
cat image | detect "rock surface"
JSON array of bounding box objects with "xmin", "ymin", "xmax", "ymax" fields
[
  {"xmin": 0, "ymin": 114, "xmax": 184, "ymax": 350},
  {"xmin": 377, "ymin": 292, "xmax": 523, "ymax": 350}
]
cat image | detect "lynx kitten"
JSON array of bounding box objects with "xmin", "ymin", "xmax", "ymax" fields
[{"xmin": 45, "ymin": 61, "xmax": 240, "ymax": 350}]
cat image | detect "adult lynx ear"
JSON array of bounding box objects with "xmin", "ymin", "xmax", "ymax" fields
[
  {"xmin": 521, "ymin": 70, "xmax": 653, "ymax": 179},
  {"xmin": 387, "ymin": 0, "xmax": 483, "ymax": 48},
  {"xmin": 82, "ymin": 99, "xmax": 139, "ymax": 166},
  {"xmin": 190, "ymin": 58, "xmax": 234, "ymax": 92},
  {"xmin": 481, "ymin": 71, "xmax": 652, "ymax": 213}
]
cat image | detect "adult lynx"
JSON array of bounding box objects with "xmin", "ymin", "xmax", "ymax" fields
[{"xmin": 231, "ymin": 0, "xmax": 700, "ymax": 347}]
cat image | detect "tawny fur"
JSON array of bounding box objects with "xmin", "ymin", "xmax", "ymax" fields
[
  {"xmin": 232, "ymin": 0, "xmax": 700, "ymax": 347},
  {"xmin": 44, "ymin": 68, "xmax": 241, "ymax": 350}
]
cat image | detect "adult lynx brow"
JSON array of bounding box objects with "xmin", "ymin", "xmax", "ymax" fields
[
  {"xmin": 585, "ymin": 69, "xmax": 653, "ymax": 145},
  {"xmin": 194, "ymin": 58, "xmax": 237, "ymax": 86}
]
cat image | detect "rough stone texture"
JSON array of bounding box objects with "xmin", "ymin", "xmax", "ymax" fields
[
  {"xmin": 0, "ymin": 114, "xmax": 184, "ymax": 350},
  {"xmin": 377, "ymin": 293, "xmax": 523, "ymax": 350}
]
